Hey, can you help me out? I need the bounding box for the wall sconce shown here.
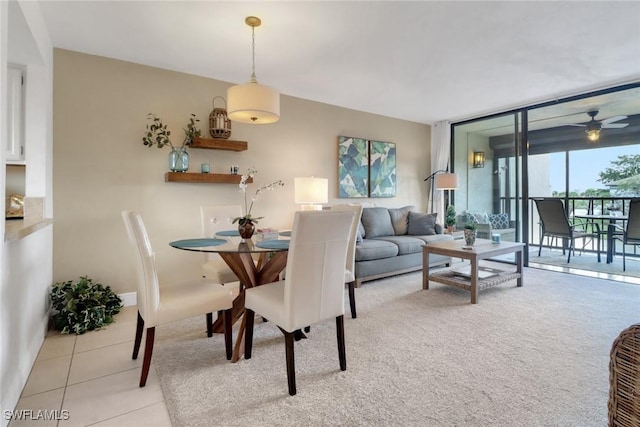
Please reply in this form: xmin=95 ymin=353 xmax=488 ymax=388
xmin=294 ymin=177 xmax=328 ymax=211
xmin=473 ymin=151 xmax=485 ymax=168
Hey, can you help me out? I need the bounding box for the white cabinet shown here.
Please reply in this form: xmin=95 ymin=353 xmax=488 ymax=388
xmin=6 ymin=65 xmax=25 ymax=163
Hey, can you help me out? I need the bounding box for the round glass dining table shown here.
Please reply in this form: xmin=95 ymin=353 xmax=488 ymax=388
xmin=169 ymin=235 xmax=290 ymax=362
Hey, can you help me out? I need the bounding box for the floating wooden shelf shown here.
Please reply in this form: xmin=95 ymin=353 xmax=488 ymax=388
xmin=165 ymin=172 xmax=253 ymax=184
xmin=190 ymin=137 xmax=247 ymax=151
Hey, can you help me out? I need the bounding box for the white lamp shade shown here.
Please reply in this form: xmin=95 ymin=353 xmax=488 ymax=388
xmin=294 ymin=177 xmax=328 ymax=204
xmin=435 ymin=173 xmax=458 ymax=190
xmin=227 ymin=82 xmax=280 ymax=124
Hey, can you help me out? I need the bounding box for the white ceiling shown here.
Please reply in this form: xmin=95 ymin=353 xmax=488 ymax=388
xmin=37 ymin=1 xmax=640 ymax=125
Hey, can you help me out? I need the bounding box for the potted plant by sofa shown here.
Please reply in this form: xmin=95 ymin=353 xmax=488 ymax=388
xmin=464 ymin=222 xmax=477 ymax=246
xmin=142 ymin=113 xmax=201 ymax=172
xmin=445 ymin=205 xmax=456 ymax=233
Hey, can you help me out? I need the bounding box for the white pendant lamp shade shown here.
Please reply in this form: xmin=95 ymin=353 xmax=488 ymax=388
xmin=227 ymin=16 xmax=280 ymax=125
xmin=227 ymin=79 xmax=280 ymax=124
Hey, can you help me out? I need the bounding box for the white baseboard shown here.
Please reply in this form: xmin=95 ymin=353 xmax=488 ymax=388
xmin=118 ymin=292 xmax=137 ymax=307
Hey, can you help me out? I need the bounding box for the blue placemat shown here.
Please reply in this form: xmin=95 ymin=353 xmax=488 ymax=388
xmin=216 ymin=230 xmax=240 ymax=237
xmin=170 ymin=238 xmax=227 ymax=248
xmin=256 ymin=240 xmax=290 ymax=250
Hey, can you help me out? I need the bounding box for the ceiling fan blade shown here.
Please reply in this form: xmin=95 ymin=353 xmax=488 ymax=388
xmin=564 ymin=124 xmax=586 ymax=127
xmin=601 ymin=115 xmax=628 ymax=125
xmin=602 ymin=123 xmax=629 ymax=129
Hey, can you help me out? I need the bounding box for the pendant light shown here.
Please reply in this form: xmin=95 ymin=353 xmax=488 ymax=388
xmin=227 ymin=16 xmax=280 ymax=124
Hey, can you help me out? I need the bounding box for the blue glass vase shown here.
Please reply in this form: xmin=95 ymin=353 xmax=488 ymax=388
xmin=169 ymin=147 xmax=189 ymax=172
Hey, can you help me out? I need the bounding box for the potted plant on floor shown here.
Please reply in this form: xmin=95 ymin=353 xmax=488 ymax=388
xmin=445 ymin=205 xmax=457 ymax=233
xmin=50 ymin=276 xmax=123 ymax=335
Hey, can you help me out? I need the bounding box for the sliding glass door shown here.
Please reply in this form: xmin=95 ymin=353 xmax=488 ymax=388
xmin=451 ymin=83 xmax=640 ymax=275
xmin=452 ymin=112 xmax=523 ymax=263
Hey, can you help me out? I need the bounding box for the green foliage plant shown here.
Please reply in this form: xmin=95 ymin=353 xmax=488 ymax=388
xmin=464 ymin=222 xmax=477 ymax=231
xmin=142 ymin=113 xmax=201 ymax=150
xmin=50 ymin=276 xmax=123 ymax=335
xmin=445 ymin=205 xmax=456 ymax=227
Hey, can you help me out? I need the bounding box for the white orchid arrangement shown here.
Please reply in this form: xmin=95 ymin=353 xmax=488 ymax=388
xmin=233 ymin=168 xmax=285 ymax=226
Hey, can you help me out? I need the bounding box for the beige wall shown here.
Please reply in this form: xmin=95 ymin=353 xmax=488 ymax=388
xmin=53 ymin=49 xmax=431 ymax=294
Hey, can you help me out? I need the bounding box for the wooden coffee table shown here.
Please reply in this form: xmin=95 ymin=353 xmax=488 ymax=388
xmin=422 ymin=238 xmax=524 ymax=304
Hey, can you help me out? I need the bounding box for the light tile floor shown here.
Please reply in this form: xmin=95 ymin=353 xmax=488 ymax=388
xmin=9 ymin=306 xmax=172 ymax=427
xmin=9 ymin=263 xmax=633 ymax=427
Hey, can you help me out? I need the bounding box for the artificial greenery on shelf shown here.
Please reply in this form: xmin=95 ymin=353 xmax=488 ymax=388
xmin=50 ymin=276 xmax=123 ymax=335
xmin=142 ymin=113 xmax=201 ymax=149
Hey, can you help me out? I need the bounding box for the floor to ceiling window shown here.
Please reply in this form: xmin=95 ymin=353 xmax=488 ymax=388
xmin=450 ymin=83 xmax=640 ymax=278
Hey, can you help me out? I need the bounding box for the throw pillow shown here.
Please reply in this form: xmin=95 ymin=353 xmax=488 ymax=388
xmin=489 ymin=213 xmax=510 ymax=229
xmin=388 ymin=205 xmax=416 ymax=235
xmin=361 ymin=207 xmax=395 ymax=238
xmin=463 ymin=211 xmax=479 ymax=225
xmin=407 ymin=211 xmax=438 ymax=235
xmin=465 ymin=211 xmax=489 ymax=224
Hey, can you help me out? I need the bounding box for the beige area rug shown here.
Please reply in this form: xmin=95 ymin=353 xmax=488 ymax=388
xmin=153 ymin=267 xmax=640 ymax=426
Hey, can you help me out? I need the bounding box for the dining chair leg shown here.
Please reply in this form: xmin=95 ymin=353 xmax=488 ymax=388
xmin=567 ymin=240 xmax=573 ymax=263
xmin=336 ymin=315 xmax=346 ymax=371
xmin=244 ymin=308 xmax=255 ymax=359
xmin=140 ymin=326 xmax=155 ymax=387
xmin=132 ymin=312 xmax=144 ymax=360
xmin=223 ymin=309 xmax=233 ymax=360
xmin=206 ymin=312 xmax=214 ymax=338
xmin=284 ymin=331 xmax=296 ymax=396
xmin=348 ymin=281 xmax=357 ymax=319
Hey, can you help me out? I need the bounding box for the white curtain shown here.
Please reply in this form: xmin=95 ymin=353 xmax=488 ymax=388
xmin=430 ymin=121 xmax=452 ymax=223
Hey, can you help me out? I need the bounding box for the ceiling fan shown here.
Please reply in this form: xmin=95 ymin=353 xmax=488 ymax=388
xmin=568 ymin=110 xmax=629 ymax=142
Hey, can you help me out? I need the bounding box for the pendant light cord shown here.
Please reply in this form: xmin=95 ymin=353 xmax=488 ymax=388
xmin=250 ymin=26 xmax=257 ymax=82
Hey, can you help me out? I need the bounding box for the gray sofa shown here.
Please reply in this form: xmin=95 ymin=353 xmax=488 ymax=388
xmin=354 ymin=206 xmax=453 ymax=286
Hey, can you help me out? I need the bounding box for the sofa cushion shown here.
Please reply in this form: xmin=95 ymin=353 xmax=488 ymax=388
xmin=388 ymin=205 xmax=416 ymax=235
xmin=407 ymin=212 xmax=437 ymax=235
xmin=414 ymin=234 xmax=454 ymax=245
xmin=489 ymin=213 xmax=510 ymax=229
xmin=373 ymin=236 xmax=425 ymax=255
xmin=361 ymin=207 xmax=395 ymax=238
xmin=355 ymin=239 xmax=399 ymax=261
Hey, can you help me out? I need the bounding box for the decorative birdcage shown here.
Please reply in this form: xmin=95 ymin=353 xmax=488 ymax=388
xmin=209 ymin=96 xmax=232 ymax=139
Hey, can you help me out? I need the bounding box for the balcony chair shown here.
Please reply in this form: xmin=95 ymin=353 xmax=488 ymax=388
xmin=535 ymin=199 xmax=600 ymax=263
xmin=121 ymin=210 xmax=233 ymax=387
xmin=613 ymin=198 xmax=640 ymax=271
xmin=331 ymin=204 xmax=364 ymax=319
xmin=244 ymin=210 xmax=354 ymax=396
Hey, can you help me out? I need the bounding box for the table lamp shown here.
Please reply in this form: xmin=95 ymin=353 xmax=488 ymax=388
xmin=294 ymin=177 xmax=328 ymax=211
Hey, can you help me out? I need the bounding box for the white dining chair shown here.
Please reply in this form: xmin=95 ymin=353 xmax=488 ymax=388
xmin=244 ymin=210 xmax=354 ymax=395
xmin=331 ymin=204 xmax=364 ymax=318
xmin=121 ymin=210 xmax=234 ymax=387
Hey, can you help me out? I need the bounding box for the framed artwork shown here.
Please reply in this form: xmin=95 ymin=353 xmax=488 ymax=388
xmin=338 ymin=136 xmax=369 ymax=198
xmin=338 ymin=136 xmax=396 ymax=198
xmin=369 ymin=140 xmax=396 ymax=198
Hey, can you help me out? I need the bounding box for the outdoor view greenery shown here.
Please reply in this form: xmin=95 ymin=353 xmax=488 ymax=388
xmin=551 ymin=154 xmax=640 ymax=203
